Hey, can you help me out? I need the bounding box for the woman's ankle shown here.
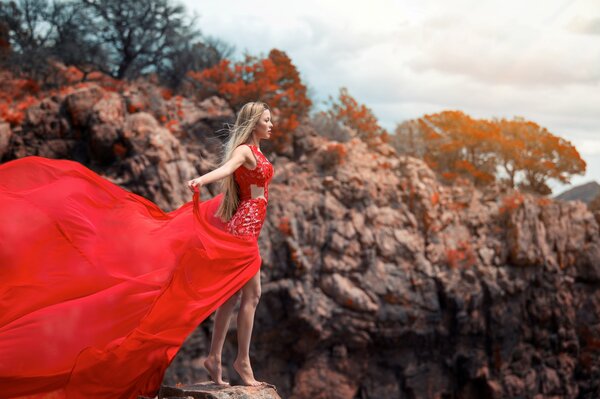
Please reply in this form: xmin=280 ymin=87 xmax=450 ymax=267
xmin=234 ymin=356 xmax=251 ymax=364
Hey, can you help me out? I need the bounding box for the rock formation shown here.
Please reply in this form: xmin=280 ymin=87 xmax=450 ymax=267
xmin=3 ymin=82 xmax=232 ymax=211
xmin=3 ymin=80 xmax=600 ymax=398
xmin=156 ymin=382 xmax=280 ymax=399
xmin=167 ymin=119 xmax=600 ymax=398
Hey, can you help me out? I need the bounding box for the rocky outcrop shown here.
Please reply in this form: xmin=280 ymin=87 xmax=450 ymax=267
xmin=3 ymin=80 xmax=600 ymax=398
xmin=3 ymin=83 xmax=233 ymax=210
xmin=157 ymin=382 xmax=280 ymax=399
xmin=166 ymin=127 xmax=600 ymax=398
xmin=281 ymin=129 xmax=600 ymax=398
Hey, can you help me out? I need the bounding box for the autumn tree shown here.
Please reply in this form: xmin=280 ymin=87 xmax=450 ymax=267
xmin=392 ymin=110 xmax=586 ymax=195
xmin=494 ymin=117 xmax=586 ymax=195
xmin=187 ymin=48 xmax=312 ymax=152
xmin=417 ymin=110 xmax=498 ymax=185
xmin=325 ymin=87 xmax=389 ymax=147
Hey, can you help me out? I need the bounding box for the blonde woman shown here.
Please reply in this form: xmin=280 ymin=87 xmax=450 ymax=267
xmin=188 ymin=101 xmax=274 ymax=386
xmin=0 ymin=101 xmax=274 ymax=397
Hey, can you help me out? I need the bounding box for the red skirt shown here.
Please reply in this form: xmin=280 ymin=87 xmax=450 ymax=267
xmin=0 ymin=156 xmax=262 ymax=399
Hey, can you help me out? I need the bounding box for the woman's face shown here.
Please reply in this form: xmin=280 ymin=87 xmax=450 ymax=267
xmin=254 ymin=109 xmax=273 ymax=140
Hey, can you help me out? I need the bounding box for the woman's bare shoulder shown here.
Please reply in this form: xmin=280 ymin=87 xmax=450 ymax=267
xmin=233 ymin=144 xmax=253 ymax=156
xmin=232 ymin=144 xmax=255 ymax=165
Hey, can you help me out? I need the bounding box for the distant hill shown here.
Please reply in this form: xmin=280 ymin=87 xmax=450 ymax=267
xmin=553 ymin=181 xmax=600 ymax=203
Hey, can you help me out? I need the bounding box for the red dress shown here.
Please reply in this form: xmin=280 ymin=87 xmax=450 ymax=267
xmin=0 ymin=143 xmax=274 ymax=398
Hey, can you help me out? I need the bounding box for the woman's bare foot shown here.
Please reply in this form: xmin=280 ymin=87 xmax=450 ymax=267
xmin=204 ymin=355 xmax=230 ymax=386
xmin=233 ymin=357 xmax=269 ymax=386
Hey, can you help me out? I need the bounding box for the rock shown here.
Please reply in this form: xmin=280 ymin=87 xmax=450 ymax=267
xmin=574 ymin=242 xmax=600 ymax=282
xmin=119 ymin=112 xmax=197 ymax=209
xmin=3 ymin=75 xmax=599 ymax=399
xmin=540 ymin=367 xmax=561 ymax=395
xmin=158 ymin=382 xmax=280 ymax=399
xmin=64 ymin=85 xmax=104 ymax=127
xmin=320 ymin=273 xmax=379 ymax=313
xmin=87 ymin=92 xmax=126 ymax=164
xmin=291 ymin=352 xmax=361 ymax=399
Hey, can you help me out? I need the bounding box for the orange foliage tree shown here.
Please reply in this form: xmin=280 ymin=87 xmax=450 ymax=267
xmin=325 ymin=87 xmax=390 ymax=147
xmin=418 ymin=110 xmax=498 ymax=186
xmin=186 ymin=49 xmax=312 ymax=152
xmin=404 ymin=110 xmax=585 ymax=195
xmin=0 ymin=76 xmax=40 ymax=125
xmin=494 ymin=117 xmax=586 ymax=195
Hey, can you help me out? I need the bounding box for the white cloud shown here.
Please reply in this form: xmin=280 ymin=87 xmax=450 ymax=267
xmin=567 ymin=15 xmax=600 ymax=35
xmin=406 ymin=20 xmax=600 ymax=87
xmin=183 ymin=0 xmax=600 ymax=194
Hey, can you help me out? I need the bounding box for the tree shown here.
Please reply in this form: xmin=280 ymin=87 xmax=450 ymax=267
xmin=325 ymin=87 xmax=389 ymax=147
xmin=0 ymin=4 xmax=12 ymax=53
xmin=394 ymin=111 xmax=586 ymax=195
xmin=187 ymin=48 xmax=312 ymax=152
xmin=495 ymin=117 xmax=586 ymax=195
xmin=0 ymin=0 xmax=58 ymax=80
xmin=78 ymin=0 xmax=199 ymax=80
xmin=158 ymin=36 xmax=233 ymax=90
xmin=0 ymin=17 xmax=10 ymax=68
xmin=418 ymin=110 xmax=498 ymax=185
xmin=0 ymin=0 xmax=227 ymax=87
xmin=392 ymin=119 xmax=427 ymax=158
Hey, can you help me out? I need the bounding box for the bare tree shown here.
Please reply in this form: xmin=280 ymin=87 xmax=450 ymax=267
xmin=78 ymin=0 xmax=200 ymax=79
xmin=160 ymin=35 xmax=234 ymax=89
xmin=47 ymin=1 xmax=107 ymax=79
xmin=0 ymin=0 xmax=233 ymax=87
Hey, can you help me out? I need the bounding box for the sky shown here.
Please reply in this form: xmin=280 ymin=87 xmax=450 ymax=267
xmin=182 ymin=0 xmax=600 ymax=196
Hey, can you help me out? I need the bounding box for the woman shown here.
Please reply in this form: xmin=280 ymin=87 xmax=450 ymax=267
xmin=187 ymin=101 xmax=273 ymax=386
xmin=0 ymin=101 xmax=274 ymax=398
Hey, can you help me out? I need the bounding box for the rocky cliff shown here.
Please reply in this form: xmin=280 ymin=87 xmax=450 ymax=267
xmin=2 ymin=82 xmax=600 ymax=399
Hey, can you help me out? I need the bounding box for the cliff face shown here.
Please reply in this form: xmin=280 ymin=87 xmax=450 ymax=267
xmin=1 ymin=82 xmax=232 ymax=211
xmin=232 ymin=127 xmax=600 ymax=398
xmin=3 ymin=83 xmax=600 ymax=399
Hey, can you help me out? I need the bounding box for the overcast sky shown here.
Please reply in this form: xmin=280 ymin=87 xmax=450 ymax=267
xmin=182 ymin=0 xmax=600 ymax=196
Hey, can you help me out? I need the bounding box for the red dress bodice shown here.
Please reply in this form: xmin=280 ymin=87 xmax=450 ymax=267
xmin=225 ymin=144 xmax=274 ymax=239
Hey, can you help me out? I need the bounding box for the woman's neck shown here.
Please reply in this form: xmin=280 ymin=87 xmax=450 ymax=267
xmin=246 ymin=139 xmax=260 ymax=148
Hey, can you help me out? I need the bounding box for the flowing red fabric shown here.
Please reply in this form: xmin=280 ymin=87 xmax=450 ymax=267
xmin=0 ymin=156 xmax=262 ymax=399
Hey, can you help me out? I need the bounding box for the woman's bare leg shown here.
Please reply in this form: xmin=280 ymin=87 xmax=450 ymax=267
xmin=204 ymin=290 xmax=241 ymax=385
xmin=233 ymin=270 xmax=266 ymax=386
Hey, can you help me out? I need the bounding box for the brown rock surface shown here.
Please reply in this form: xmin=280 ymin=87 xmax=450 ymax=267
xmin=169 ymin=126 xmax=598 ymax=398
xmin=157 ymin=382 xmax=280 ymax=399
xmin=3 ymin=83 xmax=220 ymax=211
xmin=3 ymin=80 xmax=600 ymax=398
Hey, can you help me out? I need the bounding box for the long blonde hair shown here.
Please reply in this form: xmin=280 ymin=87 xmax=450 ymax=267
xmin=215 ymin=101 xmax=270 ymax=222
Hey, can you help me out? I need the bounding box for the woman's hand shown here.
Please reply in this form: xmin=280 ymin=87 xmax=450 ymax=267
xmin=187 ymin=177 xmax=204 ymax=192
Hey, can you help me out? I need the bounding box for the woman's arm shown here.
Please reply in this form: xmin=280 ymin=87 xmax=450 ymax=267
xmin=187 ymin=146 xmax=251 ymax=191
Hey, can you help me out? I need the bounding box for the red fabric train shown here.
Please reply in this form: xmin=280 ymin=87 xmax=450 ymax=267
xmin=0 ymin=155 xmax=267 ymax=398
